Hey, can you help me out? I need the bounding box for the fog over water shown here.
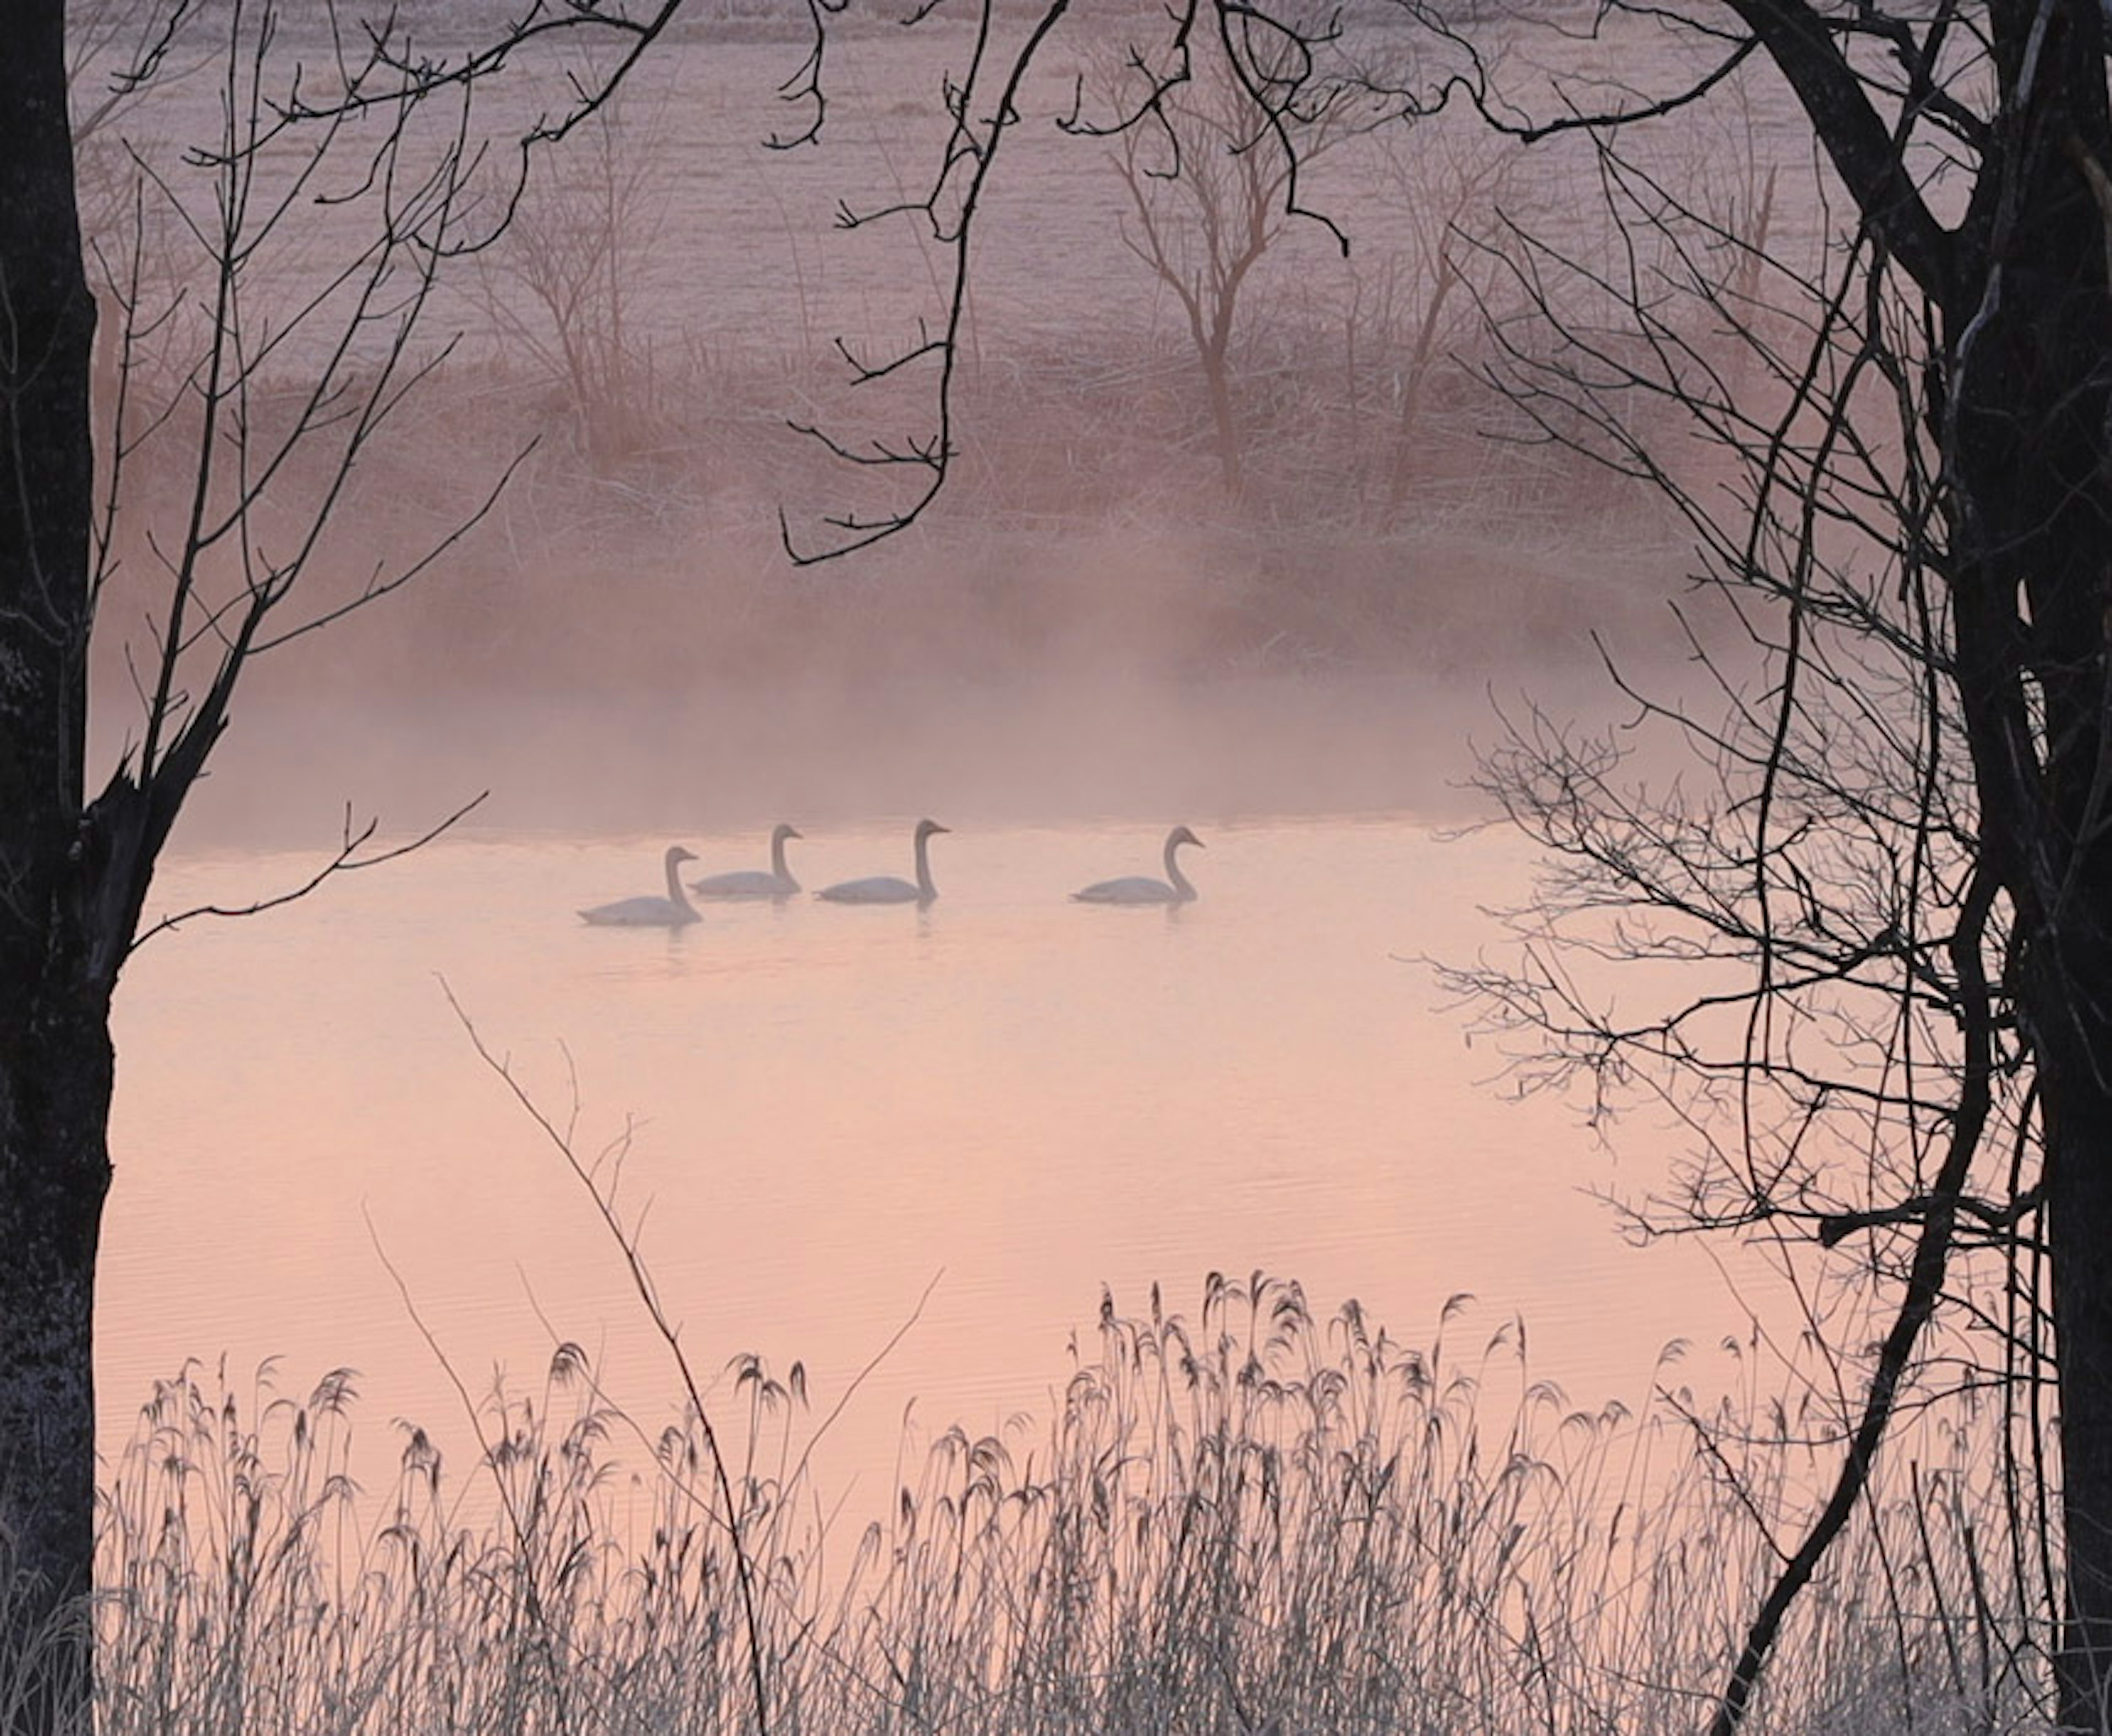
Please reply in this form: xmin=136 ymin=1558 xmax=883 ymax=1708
xmin=83 ymin=5 xmax=1816 ymax=1509
xmin=109 ymin=812 xmax=1765 ymax=1511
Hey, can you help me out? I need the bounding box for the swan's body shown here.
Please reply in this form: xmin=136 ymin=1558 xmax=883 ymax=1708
xmin=1074 ymin=825 xmax=1204 ymax=905
xmin=817 ymin=819 xmax=949 ymax=906
xmin=580 ymin=845 xmax=701 ymax=927
xmin=690 ymin=824 xmax=802 ymax=900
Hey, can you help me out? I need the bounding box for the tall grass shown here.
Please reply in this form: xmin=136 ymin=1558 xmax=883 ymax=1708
xmin=63 ymin=1276 xmax=2047 ymax=1734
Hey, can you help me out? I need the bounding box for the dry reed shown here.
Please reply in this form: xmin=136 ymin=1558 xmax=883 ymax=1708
xmin=44 ymin=1275 xmax=2048 ymax=1734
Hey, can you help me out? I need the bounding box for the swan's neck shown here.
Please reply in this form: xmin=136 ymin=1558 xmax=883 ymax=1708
xmin=664 ymin=851 xmax=694 ymax=912
xmin=770 ymin=832 xmax=790 ymax=880
xmin=1164 ymin=838 xmax=1196 ymax=900
xmin=914 ymin=832 xmax=937 ymax=900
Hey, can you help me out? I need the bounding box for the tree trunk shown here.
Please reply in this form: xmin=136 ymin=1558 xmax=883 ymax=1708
xmin=2046 ymin=1078 xmax=2112 ymax=1729
xmin=1936 ymin=18 xmax=2112 ymax=1724
xmin=1202 ymin=334 xmax=1242 ymax=501
xmin=0 ymin=1022 xmax=111 ymax=1734
xmin=0 ymin=1 xmax=106 ymax=1728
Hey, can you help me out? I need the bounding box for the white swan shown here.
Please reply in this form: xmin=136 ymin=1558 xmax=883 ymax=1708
xmin=816 ymin=819 xmax=949 ymax=905
xmin=690 ymin=824 xmax=802 ymax=900
xmin=579 ymin=845 xmax=701 ymax=926
xmin=1073 ymin=825 xmax=1204 ymax=905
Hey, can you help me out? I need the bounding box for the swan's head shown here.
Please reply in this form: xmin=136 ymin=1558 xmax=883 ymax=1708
xmin=1168 ymin=825 xmax=1203 ymax=851
xmin=772 ymin=823 xmax=803 ymax=844
xmin=667 ymin=844 xmax=699 ymax=865
xmin=915 ymin=818 xmax=950 ymax=841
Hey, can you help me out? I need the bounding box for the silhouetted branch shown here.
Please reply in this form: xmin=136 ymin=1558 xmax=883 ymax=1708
xmin=444 ymin=984 xmax=774 ymax=1735
xmin=129 ymin=793 xmax=488 ymax=952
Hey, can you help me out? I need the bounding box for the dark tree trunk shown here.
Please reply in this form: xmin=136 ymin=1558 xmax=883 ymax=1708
xmin=0 ymin=1 xmax=107 ymax=1729
xmin=2045 ymin=1077 xmax=2112 ymax=1731
xmin=0 ymin=1029 xmax=110 ymax=1734
xmin=1729 ymin=3 xmax=2112 ymax=1724
xmin=1935 ymin=11 xmax=2112 ymax=1726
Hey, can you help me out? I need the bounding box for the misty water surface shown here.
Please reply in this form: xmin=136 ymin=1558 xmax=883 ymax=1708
xmin=104 ymin=812 xmax=1757 ymax=1504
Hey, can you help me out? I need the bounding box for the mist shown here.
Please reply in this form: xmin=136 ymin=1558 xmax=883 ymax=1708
xmin=58 ymin=1 xmax=1936 ymax=1727
xmin=76 ymin=2 xmax=1738 ymax=852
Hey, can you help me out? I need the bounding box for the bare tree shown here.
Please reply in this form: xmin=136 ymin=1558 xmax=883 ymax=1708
xmin=1 ymin=4 xmax=511 ymax=1718
xmin=476 ymin=67 xmax=675 ymax=471
xmin=1362 ymin=122 xmax=1517 ymax=520
xmin=781 ymin=0 xmax=2112 ymax=1722
xmin=0 ymin=0 xmax=774 ymax=1723
xmin=1104 ymin=47 xmax=1356 ymax=500
xmin=1390 ymin=7 xmax=2112 ymax=1730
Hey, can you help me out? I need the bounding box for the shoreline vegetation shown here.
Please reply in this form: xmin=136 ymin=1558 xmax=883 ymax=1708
xmin=92 ymin=319 xmax=1700 ymax=848
xmin=66 ymin=1276 xmax=2037 ymax=1734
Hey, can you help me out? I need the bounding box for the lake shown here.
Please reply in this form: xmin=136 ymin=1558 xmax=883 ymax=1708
xmin=103 ymin=805 xmax=1758 ymax=1510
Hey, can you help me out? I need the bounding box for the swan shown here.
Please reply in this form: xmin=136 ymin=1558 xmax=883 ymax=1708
xmin=579 ymin=845 xmax=701 ymax=926
xmin=816 ymin=819 xmax=949 ymax=905
xmin=1073 ymin=825 xmax=1204 ymax=905
xmin=690 ymin=824 xmax=803 ymax=900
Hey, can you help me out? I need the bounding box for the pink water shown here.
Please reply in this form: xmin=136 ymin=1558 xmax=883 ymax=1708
xmin=103 ymin=809 xmax=1757 ymax=1508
